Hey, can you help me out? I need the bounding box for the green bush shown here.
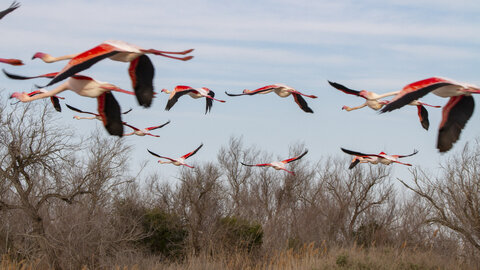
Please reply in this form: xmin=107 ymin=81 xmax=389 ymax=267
xmin=141 ymin=208 xmax=187 ymax=258
xmin=218 ymin=216 xmax=263 ymax=253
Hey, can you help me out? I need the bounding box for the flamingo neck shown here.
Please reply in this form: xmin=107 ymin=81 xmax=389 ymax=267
xmin=34 ymin=52 xmax=78 ymax=63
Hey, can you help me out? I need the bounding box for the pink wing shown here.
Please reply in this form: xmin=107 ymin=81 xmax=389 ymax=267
xmin=225 ymin=84 xmax=278 ymax=96
xmin=181 ymin=143 xmax=204 ymax=159
xmin=281 ymin=150 xmax=309 ymax=164
xmin=381 ymin=77 xmax=455 ymax=113
xmin=122 ymin=122 xmax=140 ymax=131
xmin=0 ymin=58 xmax=23 ymax=66
xmin=240 ymin=162 xmax=272 ymax=167
xmin=145 ymin=120 xmax=171 ymax=131
xmin=46 ymin=43 xmax=121 ymax=87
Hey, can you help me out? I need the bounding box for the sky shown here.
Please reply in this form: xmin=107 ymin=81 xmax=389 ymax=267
xmin=1 ymin=0 xmax=480 ymax=185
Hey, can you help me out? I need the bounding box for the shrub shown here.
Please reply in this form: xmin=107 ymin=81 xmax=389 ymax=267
xmin=218 ymin=216 xmax=263 ymax=253
xmin=141 ymin=208 xmax=187 ymax=258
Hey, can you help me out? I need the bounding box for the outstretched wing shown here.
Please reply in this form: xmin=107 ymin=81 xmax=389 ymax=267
xmin=341 ymin=147 xmax=379 ymax=158
xmin=437 ymin=95 xmax=474 ymax=153
xmin=182 ymin=143 xmax=204 ymax=159
xmin=3 ymin=69 xmax=58 ymax=80
xmin=147 ymin=150 xmax=176 ymax=162
xmin=45 ymin=43 xmax=120 ymax=87
xmin=328 ymin=81 xmax=362 ymax=96
xmin=66 ymin=104 xmax=98 ymax=116
xmin=146 ymin=120 xmax=171 ymax=131
xmin=225 ymin=85 xmax=277 ymax=96
xmin=282 ymin=150 xmax=309 ymax=164
xmin=240 ymin=162 xmax=271 ymax=167
xmin=165 ymin=86 xmax=195 ymax=111
xmin=122 ymin=122 xmax=140 ymax=131
xmin=349 ymin=159 xmax=361 ymax=169
xmin=381 ymin=77 xmax=454 ymax=113
xmin=396 ymin=149 xmax=419 ymax=158
xmin=292 ymin=93 xmax=313 ymax=113
xmin=0 ymin=1 xmax=20 ymax=20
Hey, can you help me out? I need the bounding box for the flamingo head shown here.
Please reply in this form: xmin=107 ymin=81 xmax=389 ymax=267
xmin=73 ymin=116 xmax=81 ymax=120
xmin=242 ymin=89 xmax=251 ymax=94
xmin=9 ymin=92 xmax=22 ymax=99
xmin=161 ymin=88 xmax=170 ymax=94
xmin=32 ymin=52 xmax=48 ymax=60
xmin=342 ymin=105 xmax=349 ymax=110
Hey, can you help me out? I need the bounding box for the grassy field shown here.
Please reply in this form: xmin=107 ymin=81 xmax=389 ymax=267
xmin=2 ymin=244 xmax=475 ymax=270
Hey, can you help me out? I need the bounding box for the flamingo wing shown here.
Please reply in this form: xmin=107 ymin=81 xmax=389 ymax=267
xmin=128 ymin=54 xmax=154 ymax=108
xmin=147 ymin=150 xmax=176 ymax=162
xmin=417 ymin=105 xmax=430 ymax=130
xmin=395 ymin=149 xmax=419 ymax=158
xmin=66 ymin=104 xmax=99 ymax=116
xmin=3 ymin=69 xmax=58 ymax=80
xmin=240 ymin=162 xmax=271 ymax=167
xmin=206 ymin=91 xmax=214 ymax=114
xmin=0 ymin=1 xmax=19 ymax=20
xmin=225 ymin=85 xmax=276 ymax=96
xmin=50 ymin=96 xmax=61 ymax=112
xmin=282 ymin=150 xmax=309 ymax=164
xmin=146 ymin=120 xmax=171 ymax=131
xmin=328 ymin=81 xmax=362 ymax=96
xmin=349 ymin=159 xmax=361 ymax=169
xmin=341 ymin=148 xmax=381 ymax=158
xmin=292 ymin=93 xmax=314 ymax=113
xmin=181 ymin=143 xmax=204 ymax=159
xmin=122 ymin=108 xmax=133 ymax=114
xmin=46 ymin=43 xmax=120 ymax=87
xmin=165 ymin=86 xmax=195 ymax=111
xmin=381 ymin=77 xmax=454 ymax=113
xmin=437 ymin=95 xmax=474 ymax=152
xmin=122 ymin=122 xmax=140 ymax=131
xmin=97 ymin=92 xmax=123 ymax=137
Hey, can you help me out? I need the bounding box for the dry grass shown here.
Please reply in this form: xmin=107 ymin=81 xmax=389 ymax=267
xmin=1 ymin=244 xmax=476 ymax=270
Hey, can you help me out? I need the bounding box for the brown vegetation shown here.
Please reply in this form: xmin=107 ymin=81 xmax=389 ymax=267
xmin=0 ymin=101 xmax=479 ymax=269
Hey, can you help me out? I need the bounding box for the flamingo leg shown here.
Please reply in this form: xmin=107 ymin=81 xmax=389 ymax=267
xmin=204 ymin=94 xmax=226 ymax=103
xmin=100 ymin=85 xmax=136 ymax=96
xmin=182 ymin=164 xmax=194 ymax=168
xmin=289 ymin=90 xmax=317 ymax=99
xmin=141 ymin=48 xmax=194 ymax=55
xmin=280 ymin=168 xmax=295 ymax=175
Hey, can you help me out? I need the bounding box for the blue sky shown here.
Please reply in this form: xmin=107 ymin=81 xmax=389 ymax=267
xmin=1 ymin=0 xmax=480 ymax=183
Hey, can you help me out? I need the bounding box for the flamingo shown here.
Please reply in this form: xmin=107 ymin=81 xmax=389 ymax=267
xmin=225 ymin=84 xmax=317 ymax=113
xmin=380 ymin=77 xmax=480 ymax=152
xmin=123 ymin=121 xmax=170 ymax=137
xmin=161 ymin=86 xmax=225 ymax=114
xmin=240 ymin=150 xmax=308 ymax=175
xmin=66 ymin=104 xmax=131 ymax=121
xmin=341 ymin=148 xmax=418 ymax=169
xmin=6 ymin=71 xmax=135 ymax=137
xmin=31 ymin=40 xmax=194 ymax=108
xmin=0 ymin=58 xmax=23 ymax=66
xmin=0 ymin=1 xmax=19 ymax=20
xmin=147 ymin=143 xmax=203 ymax=168
xmin=328 ymin=80 xmax=441 ymax=130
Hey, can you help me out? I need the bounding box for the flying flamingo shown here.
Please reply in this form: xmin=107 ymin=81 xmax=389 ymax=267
xmin=6 ymin=71 xmax=135 ymax=137
xmin=328 ymin=80 xmax=441 ymax=130
xmin=66 ymin=104 xmax=131 ymax=121
xmin=31 ymin=40 xmax=194 ymax=107
xmin=148 ymin=143 xmax=203 ymax=168
xmin=225 ymin=84 xmax=317 ymax=113
xmin=123 ymin=121 xmax=170 ymax=137
xmin=380 ymin=77 xmax=480 ymax=152
xmin=341 ymin=148 xmax=418 ymax=169
xmin=161 ymin=86 xmax=225 ymax=114
xmin=0 ymin=1 xmax=19 ymax=20
xmin=240 ymin=150 xmax=308 ymax=175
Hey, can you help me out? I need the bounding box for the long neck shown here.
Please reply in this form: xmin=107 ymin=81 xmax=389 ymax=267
xmin=26 ymin=83 xmax=70 ymax=102
xmin=41 ymin=53 xmax=79 ymax=63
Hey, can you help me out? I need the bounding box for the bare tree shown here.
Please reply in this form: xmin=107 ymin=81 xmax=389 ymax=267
xmin=0 ymin=101 xmax=142 ymax=269
xmin=399 ymin=140 xmax=480 ymax=255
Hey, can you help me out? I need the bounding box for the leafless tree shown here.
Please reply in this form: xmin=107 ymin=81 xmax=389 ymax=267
xmin=0 ymin=101 xmax=143 ymax=269
xmin=399 ymin=140 xmax=480 ymax=257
